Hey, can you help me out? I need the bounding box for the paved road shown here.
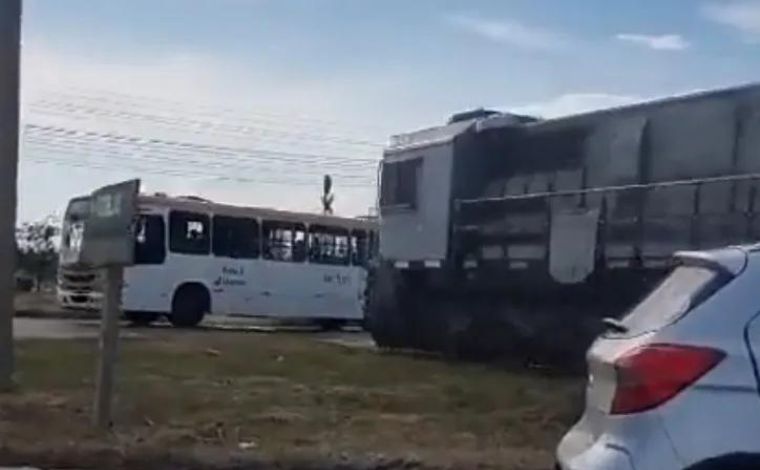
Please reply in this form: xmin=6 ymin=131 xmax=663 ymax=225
xmin=12 ymin=317 xmax=375 ymax=349
xmin=13 ymin=317 xmax=142 ymax=340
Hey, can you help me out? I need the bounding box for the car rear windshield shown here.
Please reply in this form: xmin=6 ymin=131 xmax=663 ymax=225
xmin=612 ymin=265 xmax=732 ymax=337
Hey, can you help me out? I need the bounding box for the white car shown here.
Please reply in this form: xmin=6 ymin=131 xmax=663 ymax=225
xmin=557 ymin=245 xmax=760 ymax=470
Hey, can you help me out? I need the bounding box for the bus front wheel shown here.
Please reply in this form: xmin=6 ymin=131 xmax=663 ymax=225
xmin=170 ymin=284 xmax=209 ymax=328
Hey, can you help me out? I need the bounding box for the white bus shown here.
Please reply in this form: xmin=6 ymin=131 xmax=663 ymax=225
xmin=58 ymin=193 xmax=378 ymax=329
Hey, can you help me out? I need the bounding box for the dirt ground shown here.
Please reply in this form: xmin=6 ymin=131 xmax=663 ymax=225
xmin=0 ymin=329 xmax=583 ymax=470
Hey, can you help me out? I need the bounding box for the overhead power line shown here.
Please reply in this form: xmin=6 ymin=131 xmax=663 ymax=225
xmin=23 ymin=133 xmax=376 ymax=176
xmin=35 ymin=88 xmax=394 ymax=133
xmin=30 ymin=101 xmax=385 ymax=150
xmin=24 ymin=123 xmax=379 ymax=167
xmin=24 ymin=135 xmax=376 ymax=181
xmin=30 ymin=89 xmax=391 ymax=145
xmin=24 ymin=144 xmax=377 ymax=188
xmin=22 ymin=124 xmax=377 ymax=179
xmin=23 ymin=130 xmax=377 ymax=175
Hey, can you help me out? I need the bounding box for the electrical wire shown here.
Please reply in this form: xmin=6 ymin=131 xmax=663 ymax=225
xmin=30 ymin=89 xmax=390 ymax=148
xmin=23 ymin=144 xmax=377 ymax=188
xmin=24 ymin=124 xmax=379 ymax=167
xmin=30 ymin=101 xmax=385 ymax=151
xmin=23 ymin=136 xmax=377 ymax=182
xmin=23 ymin=134 xmax=377 ymax=176
xmin=35 ymin=88 xmax=393 ymax=134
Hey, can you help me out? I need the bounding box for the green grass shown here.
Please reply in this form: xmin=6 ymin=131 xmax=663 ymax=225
xmin=1 ymin=331 xmax=583 ymax=469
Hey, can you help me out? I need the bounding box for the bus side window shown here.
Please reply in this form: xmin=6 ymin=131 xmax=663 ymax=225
xmin=213 ymin=216 xmax=260 ymax=259
xmin=169 ymin=211 xmax=210 ymax=255
xmin=351 ymin=230 xmax=368 ymax=267
xmin=263 ymin=221 xmax=306 ymax=263
xmin=309 ymin=225 xmax=350 ymax=266
xmin=134 ymin=214 xmax=166 ymax=265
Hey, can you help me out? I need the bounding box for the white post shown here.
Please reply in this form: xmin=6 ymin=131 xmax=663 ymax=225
xmin=93 ymin=265 xmax=123 ymax=428
xmin=0 ymin=0 xmax=22 ymax=391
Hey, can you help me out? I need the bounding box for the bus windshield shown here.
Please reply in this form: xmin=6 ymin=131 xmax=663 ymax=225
xmin=59 ymin=197 xmax=90 ymax=266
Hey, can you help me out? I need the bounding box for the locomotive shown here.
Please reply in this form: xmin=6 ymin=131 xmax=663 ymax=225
xmin=367 ymin=84 xmax=760 ymax=362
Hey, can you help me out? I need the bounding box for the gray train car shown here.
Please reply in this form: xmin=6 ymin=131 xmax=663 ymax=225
xmin=367 ymin=84 xmax=760 ymax=363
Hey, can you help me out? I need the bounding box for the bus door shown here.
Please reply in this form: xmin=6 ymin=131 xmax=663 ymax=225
xmin=164 ymin=210 xmax=224 ymax=314
xmin=123 ymin=212 xmax=170 ymax=313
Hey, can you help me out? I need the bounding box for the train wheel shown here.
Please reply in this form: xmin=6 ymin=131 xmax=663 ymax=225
xmin=366 ymin=263 xmax=410 ymax=348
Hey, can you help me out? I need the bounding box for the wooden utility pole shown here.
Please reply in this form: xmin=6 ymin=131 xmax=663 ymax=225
xmin=0 ymin=0 xmax=23 ymax=390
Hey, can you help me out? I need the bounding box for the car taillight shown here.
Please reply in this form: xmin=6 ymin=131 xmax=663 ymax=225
xmin=610 ymin=343 xmax=725 ymax=415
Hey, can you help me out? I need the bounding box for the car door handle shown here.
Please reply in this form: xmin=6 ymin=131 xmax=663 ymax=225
xmin=261 ymin=291 xmax=271 ymax=297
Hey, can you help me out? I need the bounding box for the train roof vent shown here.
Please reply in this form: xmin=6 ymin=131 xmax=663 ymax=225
xmin=474 ymin=112 xmax=542 ymax=132
xmin=448 ymin=108 xmax=501 ymax=124
xmin=178 ymin=195 xmax=213 ymax=203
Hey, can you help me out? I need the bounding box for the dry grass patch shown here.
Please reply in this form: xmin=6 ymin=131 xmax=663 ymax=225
xmin=0 ymin=330 xmax=583 ymax=469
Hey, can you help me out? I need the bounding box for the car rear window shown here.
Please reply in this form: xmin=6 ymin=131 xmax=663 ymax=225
xmin=612 ymin=265 xmax=732 ymax=337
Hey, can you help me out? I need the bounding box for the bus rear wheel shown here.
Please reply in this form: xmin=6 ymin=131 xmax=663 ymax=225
xmin=170 ymin=284 xmax=209 ymax=328
xmin=125 ymin=311 xmax=159 ymax=326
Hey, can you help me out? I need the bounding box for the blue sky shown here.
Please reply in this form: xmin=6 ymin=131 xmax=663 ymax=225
xmin=18 ymin=0 xmax=760 ymax=221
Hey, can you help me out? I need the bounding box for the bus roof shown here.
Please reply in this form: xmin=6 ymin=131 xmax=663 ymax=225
xmin=137 ymin=194 xmax=378 ymax=231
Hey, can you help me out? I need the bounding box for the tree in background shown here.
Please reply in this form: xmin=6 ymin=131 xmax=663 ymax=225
xmin=16 ymin=215 xmax=60 ymax=291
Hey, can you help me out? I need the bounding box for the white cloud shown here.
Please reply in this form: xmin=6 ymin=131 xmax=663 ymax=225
xmin=507 ymin=93 xmax=643 ymax=119
xmin=702 ymin=1 xmax=760 ymax=41
xmin=22 ymin=47 xmax=389 ymax=132
xmin=18 ymin=45 xmax=400 ymax=221
xmin=444 ymin=13 xmax=571 ymax=51
xmin=616 ymin=33 xmax=690 ymax=51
